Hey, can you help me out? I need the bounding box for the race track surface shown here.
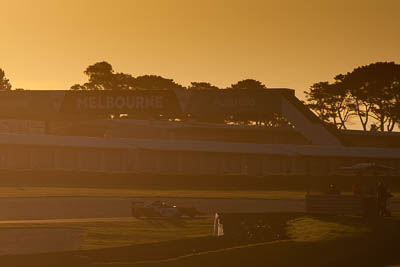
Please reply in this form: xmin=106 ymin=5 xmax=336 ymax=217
xmin=0 ymin=197 xmax=305 ymax=221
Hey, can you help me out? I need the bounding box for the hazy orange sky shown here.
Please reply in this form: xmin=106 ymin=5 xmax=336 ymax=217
xmin=0 ymin=0 xmax=399 ymax=99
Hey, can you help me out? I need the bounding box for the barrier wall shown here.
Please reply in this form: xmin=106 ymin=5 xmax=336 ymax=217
xmin=0 ymin=145 xmax=129 ymax=173
xmin=0 ymin=143 xmax=399 ymax=176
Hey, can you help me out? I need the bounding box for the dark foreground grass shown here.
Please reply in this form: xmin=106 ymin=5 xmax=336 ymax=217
xmin=0 ymin=218 xmax=214 ymax=250
xmin=80 ymin=219 xmax=213 ymax=250
xmin=126 ymin=237 xmax=397 ymax=267
xmin=2 ymin=215 xmax=400 ymax=267
xmin=118 ymin=217 xmax=400 ymax=267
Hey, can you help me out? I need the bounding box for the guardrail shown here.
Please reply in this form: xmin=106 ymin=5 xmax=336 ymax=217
xmin=306 ymin=194 xmax=364 ymax=215
xmin=306 ymin=194 xmax=400 ymax=217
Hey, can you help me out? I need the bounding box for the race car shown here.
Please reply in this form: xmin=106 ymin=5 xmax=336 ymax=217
xmin=131 ymin=200 xmax=200 ymax=218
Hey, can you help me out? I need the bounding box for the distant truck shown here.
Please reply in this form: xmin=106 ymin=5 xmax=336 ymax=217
xmin=132 ymin=200 xmax=200 ymax=218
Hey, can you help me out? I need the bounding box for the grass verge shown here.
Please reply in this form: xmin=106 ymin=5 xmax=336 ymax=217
xmin=0 ymin=218 xmax=214 ymax=250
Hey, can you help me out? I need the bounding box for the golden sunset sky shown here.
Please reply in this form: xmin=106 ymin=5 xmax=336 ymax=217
xmin=0 ymin=0 xmax=399 ymax=99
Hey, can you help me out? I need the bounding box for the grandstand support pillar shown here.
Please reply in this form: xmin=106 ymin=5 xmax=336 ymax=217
xmin=217 ymin=155 xmax=222 ymax=176
xmin=287 ymin=155 xmax=295 ymax=175
xmin=220 ymin=155 xmax=227 ymax=175
xmin=177 ymin=152 xmax=183 ymax=173
xmin=241 ymin=154 xmax=247 ymax=176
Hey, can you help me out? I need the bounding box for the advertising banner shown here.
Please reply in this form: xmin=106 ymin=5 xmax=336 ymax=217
xmin=185 ymin=89 xmax=284 ymax=118
xmin=0 ymin=90 xmax=182 ymax=119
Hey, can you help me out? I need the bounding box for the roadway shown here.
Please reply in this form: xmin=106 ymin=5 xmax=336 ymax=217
xmin=0 ymin=197 xmax=305 ymax=221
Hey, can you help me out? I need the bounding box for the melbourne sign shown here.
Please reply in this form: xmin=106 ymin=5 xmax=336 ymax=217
xmin=75 ymin=95 xmax=164 ymax=111
xmin=61 ymin=90 xmax=182 ymax=115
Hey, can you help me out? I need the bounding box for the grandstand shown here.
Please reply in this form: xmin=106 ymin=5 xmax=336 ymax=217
xmin=0 ymin=88 xmax=398 ymax=176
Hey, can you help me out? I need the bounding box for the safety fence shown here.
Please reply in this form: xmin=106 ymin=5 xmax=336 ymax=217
xmin=306 ymin=194 xmax=400 ymax=217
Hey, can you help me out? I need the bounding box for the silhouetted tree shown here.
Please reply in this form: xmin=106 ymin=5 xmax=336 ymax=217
xmin=188 ymin=82 xmax=219 ymax=90
xmin=72 ymin=62 xmax=187 ymax=91
xmin=112 ymin=72 xmax=136 ymax=90
xmin=304 ymin=82 xmax=334 ymax=124
xmin=133 ymin=75 xmax=185 ymax=90
xmin=70 ymin=83 xmax=88 ymax=90
xmin=83 ymin=61 xmax=116 ymax=90
xmin=305 ymin=76 xmax=354 ymax=129
xmin=229 ymin=79 xmax=266 ymax=90
xmin=70 ymin=61 xmax=136 ymax=90
xmin=343 ymin=62 xmax=400 ymax=131
xmin=305 ymin=61 xmax=400 ymax=131
xmin=0 ymin=68 xmax=12 ymax=91
xmin=330 ymin=74 xmax=356 ymax=129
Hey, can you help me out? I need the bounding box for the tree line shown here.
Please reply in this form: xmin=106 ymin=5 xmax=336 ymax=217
xmin=70 ymin=61 xmax=267 ymax=91
xmin=1 ymin=61 xmax=399 ymax=131
xmin=0 ymin=61 xmax=268 ymax=92
xmin=0 ymin=68 xmax=12 ymax=91
xmin=305 ymin=62 xmax=400 ymax=132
